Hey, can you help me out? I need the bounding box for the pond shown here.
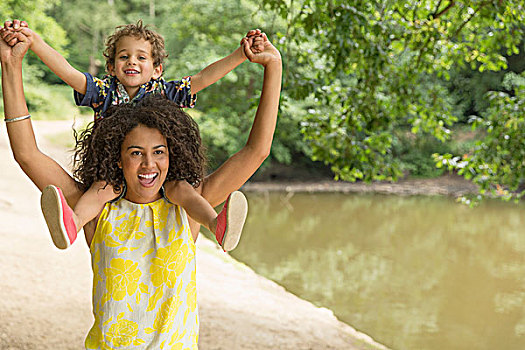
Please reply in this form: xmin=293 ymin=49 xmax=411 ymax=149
xmin=226 ymin=192 xmax=525 ymax=350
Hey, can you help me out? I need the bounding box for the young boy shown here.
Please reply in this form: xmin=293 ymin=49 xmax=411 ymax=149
xmin=1 ymin=19 xmax=264 ymax=252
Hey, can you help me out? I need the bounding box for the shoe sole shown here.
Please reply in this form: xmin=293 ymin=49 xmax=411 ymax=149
xmin=41 ymin=185 xmax=70 ymax=250
xmin=222 ymin=191 xmax=248 ymax=251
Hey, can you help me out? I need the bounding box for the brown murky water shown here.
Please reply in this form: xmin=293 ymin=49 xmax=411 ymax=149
xmin=227 ymin=192 xmax=525 ymax=350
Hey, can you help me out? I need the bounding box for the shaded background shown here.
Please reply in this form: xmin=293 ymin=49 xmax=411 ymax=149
xmin=0 ymin=0 xmax=524 ymax=192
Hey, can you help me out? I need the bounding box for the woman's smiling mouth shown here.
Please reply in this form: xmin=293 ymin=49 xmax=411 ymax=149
xmin=138 ymin=172 xmax=158 ymax=187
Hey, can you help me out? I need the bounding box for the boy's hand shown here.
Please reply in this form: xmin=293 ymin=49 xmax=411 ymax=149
xmin=250 ymin=35 xmax=265 ymax=54
xmin=245 ymin=29 xmax=265 ymax=53
xmin=242 ymin=33 xmax=281 ymax=67
xmin=4 ymin=19 xmax=28 ymax=30
xmin=2 ymin=20 xmax=30 ymax=46
xmin=240 ymin=29 xmax=265 ymax=58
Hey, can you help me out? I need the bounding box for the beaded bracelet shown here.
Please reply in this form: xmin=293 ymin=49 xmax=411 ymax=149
xmin=4 ymin=114 xmax=31 ymax=123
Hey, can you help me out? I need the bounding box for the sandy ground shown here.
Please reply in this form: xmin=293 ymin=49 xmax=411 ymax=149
xmin=0 ymin=121 xmax=387 ymax=350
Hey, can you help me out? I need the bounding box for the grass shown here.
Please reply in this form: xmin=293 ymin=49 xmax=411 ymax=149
xmin=44 ymin=116 xmax=93 ymax=149
xmin=23 ymin=84 xmax=91 ymax=121
xmin=46 ymin=129 xmax=77 ymax=149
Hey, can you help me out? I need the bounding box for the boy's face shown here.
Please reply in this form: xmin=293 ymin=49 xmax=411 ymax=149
xmin=109 ymin=35 xmax=162 ymax=96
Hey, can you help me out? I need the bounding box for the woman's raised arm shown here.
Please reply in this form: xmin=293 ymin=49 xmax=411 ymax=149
xmin=0 ymin=30 xmax=82 ymax=206
xmin=199 ymin=35 xmax=282 ymax=207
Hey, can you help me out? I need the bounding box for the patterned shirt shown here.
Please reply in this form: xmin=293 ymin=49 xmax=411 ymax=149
xmin=86 ymin=197 xmax=198 ymax=349
xmin=75 ymin=73 xmax=197 ymax=121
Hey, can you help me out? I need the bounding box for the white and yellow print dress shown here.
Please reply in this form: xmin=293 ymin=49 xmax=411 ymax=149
xmin=86 ymin=197 xmax=198 ymax=349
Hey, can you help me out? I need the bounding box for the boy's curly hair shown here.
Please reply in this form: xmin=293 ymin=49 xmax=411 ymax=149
xmin=73 ymin=96 xmax=206 ymax=193
xmin=103 ymin=20 xmax=167 ymax=73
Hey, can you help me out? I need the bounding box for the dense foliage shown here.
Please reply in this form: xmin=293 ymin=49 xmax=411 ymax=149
xmin=1 ymin=0 xmax=524 ymax=198
xmin=263 ymin=0 xmax=524 ymax=182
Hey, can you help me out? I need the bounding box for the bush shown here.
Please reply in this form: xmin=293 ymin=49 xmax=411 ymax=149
xmin=24 ymin=84 xmax=88 ymax=120
xmin=393 ymin=126 xmax=478 ymax=178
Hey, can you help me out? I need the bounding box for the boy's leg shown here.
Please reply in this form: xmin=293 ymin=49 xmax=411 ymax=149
xmin=164 ymin=180 xmax=248 ymax=251
xmin=40 ymin=181 xmax=118 ymax=249
xmin=74 ymin=181 xmax=119 ymax=228
xmin=164 ymin=180 xmax=218 ymax=231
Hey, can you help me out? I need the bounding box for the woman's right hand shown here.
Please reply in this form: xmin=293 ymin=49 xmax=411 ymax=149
xmin=0 ymin=27 xmax=31 ymax=63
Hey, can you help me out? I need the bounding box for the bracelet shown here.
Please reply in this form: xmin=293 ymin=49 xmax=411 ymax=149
xmin=4 ymin=114 xmax=31 ymax=123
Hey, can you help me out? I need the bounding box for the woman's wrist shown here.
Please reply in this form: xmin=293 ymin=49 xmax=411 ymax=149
xmin=0 ymin=58 xmax=23 ymax=69
xmin=262 ymin=59 xmax=282 ymax=69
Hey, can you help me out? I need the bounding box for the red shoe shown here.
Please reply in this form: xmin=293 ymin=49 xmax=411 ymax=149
xmin=40 ymin=185 xmax=77 ymax=249
xmin=215 ymin=191 xmax=248 ymax=251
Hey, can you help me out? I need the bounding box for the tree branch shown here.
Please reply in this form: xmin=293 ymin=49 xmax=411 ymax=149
xmin=433 ymin=0 xmax=444 ymax=17
xmin=453 ymin=1 xmax=490 ymax=38
xmin=412 ymin=0 xmax=422 ymax=22
xmin=416 ymin=35 xmax=432 ymax=68
xmin=78 ymin=22 xmax=92 ymax=35
xmin=433 ymin=0 xmax=455 ymax=19
xmin=394 ymin=8 xmax=409 ymax=23
xmin=284 ymin=0 xmax=294 ymax=87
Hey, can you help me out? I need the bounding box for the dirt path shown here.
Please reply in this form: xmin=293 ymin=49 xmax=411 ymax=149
xmin=0 ymin=121 xmax=387 ymax=350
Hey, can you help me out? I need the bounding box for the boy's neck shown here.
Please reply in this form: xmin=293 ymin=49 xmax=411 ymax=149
xmin=125 ymin=86 xmax=140 ymax=100
xmin=114 ymin=77 xmax=140 ymax=100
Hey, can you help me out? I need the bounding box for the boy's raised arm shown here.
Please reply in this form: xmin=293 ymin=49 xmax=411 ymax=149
xmin=190 ymin=29 xmax=264 ymax=95
xmin=2 ymin=20 xmax=87 ymax=95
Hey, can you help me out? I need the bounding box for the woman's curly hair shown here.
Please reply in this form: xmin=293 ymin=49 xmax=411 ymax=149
xmin=103 ymin=20 xmax=167 ymax=73
xmin=73 ymin=96 xmax=206 ymax=193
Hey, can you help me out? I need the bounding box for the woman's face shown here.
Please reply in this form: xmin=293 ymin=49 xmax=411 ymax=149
xmin=119 ymin=124 xmax=169 ymax=204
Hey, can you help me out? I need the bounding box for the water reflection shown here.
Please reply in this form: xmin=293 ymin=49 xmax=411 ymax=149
xmin=228 ymin=192 xmax=525 ymax=350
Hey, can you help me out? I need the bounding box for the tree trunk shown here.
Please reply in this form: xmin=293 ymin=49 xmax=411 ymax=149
xmin=88 ymin=29 xmax=100 ymax=76
xmin=150 ymin=0 xmax=155 ymax=19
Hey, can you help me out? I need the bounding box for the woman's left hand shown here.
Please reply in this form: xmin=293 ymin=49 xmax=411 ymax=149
xmin=241 ymin=33 xmax=281 ymax=67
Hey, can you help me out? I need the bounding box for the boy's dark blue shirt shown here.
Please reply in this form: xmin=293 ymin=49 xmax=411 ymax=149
xmin=74 ymin=73 xmax=197 ymax=121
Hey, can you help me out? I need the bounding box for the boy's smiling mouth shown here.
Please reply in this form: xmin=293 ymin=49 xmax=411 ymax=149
xmin=124 ymin=69 xmax=140 ymax=75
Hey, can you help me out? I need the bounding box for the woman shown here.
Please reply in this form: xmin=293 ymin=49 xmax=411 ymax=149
xmin=1 ymin=28 xmax=281 ymax=349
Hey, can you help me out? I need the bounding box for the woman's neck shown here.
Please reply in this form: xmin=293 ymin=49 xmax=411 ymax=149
xmin=124 ymin=191 xmax=162 ymax=204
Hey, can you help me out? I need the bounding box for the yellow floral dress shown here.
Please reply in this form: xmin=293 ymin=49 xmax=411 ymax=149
xmin=85 ymin=197 xmax=198 ymax=349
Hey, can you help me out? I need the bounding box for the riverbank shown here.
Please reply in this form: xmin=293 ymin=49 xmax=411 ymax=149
xmin=243 ymin=173 xmax=478 ymax=197
xmin=0 ymin=121 xmax=387 ymax=349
